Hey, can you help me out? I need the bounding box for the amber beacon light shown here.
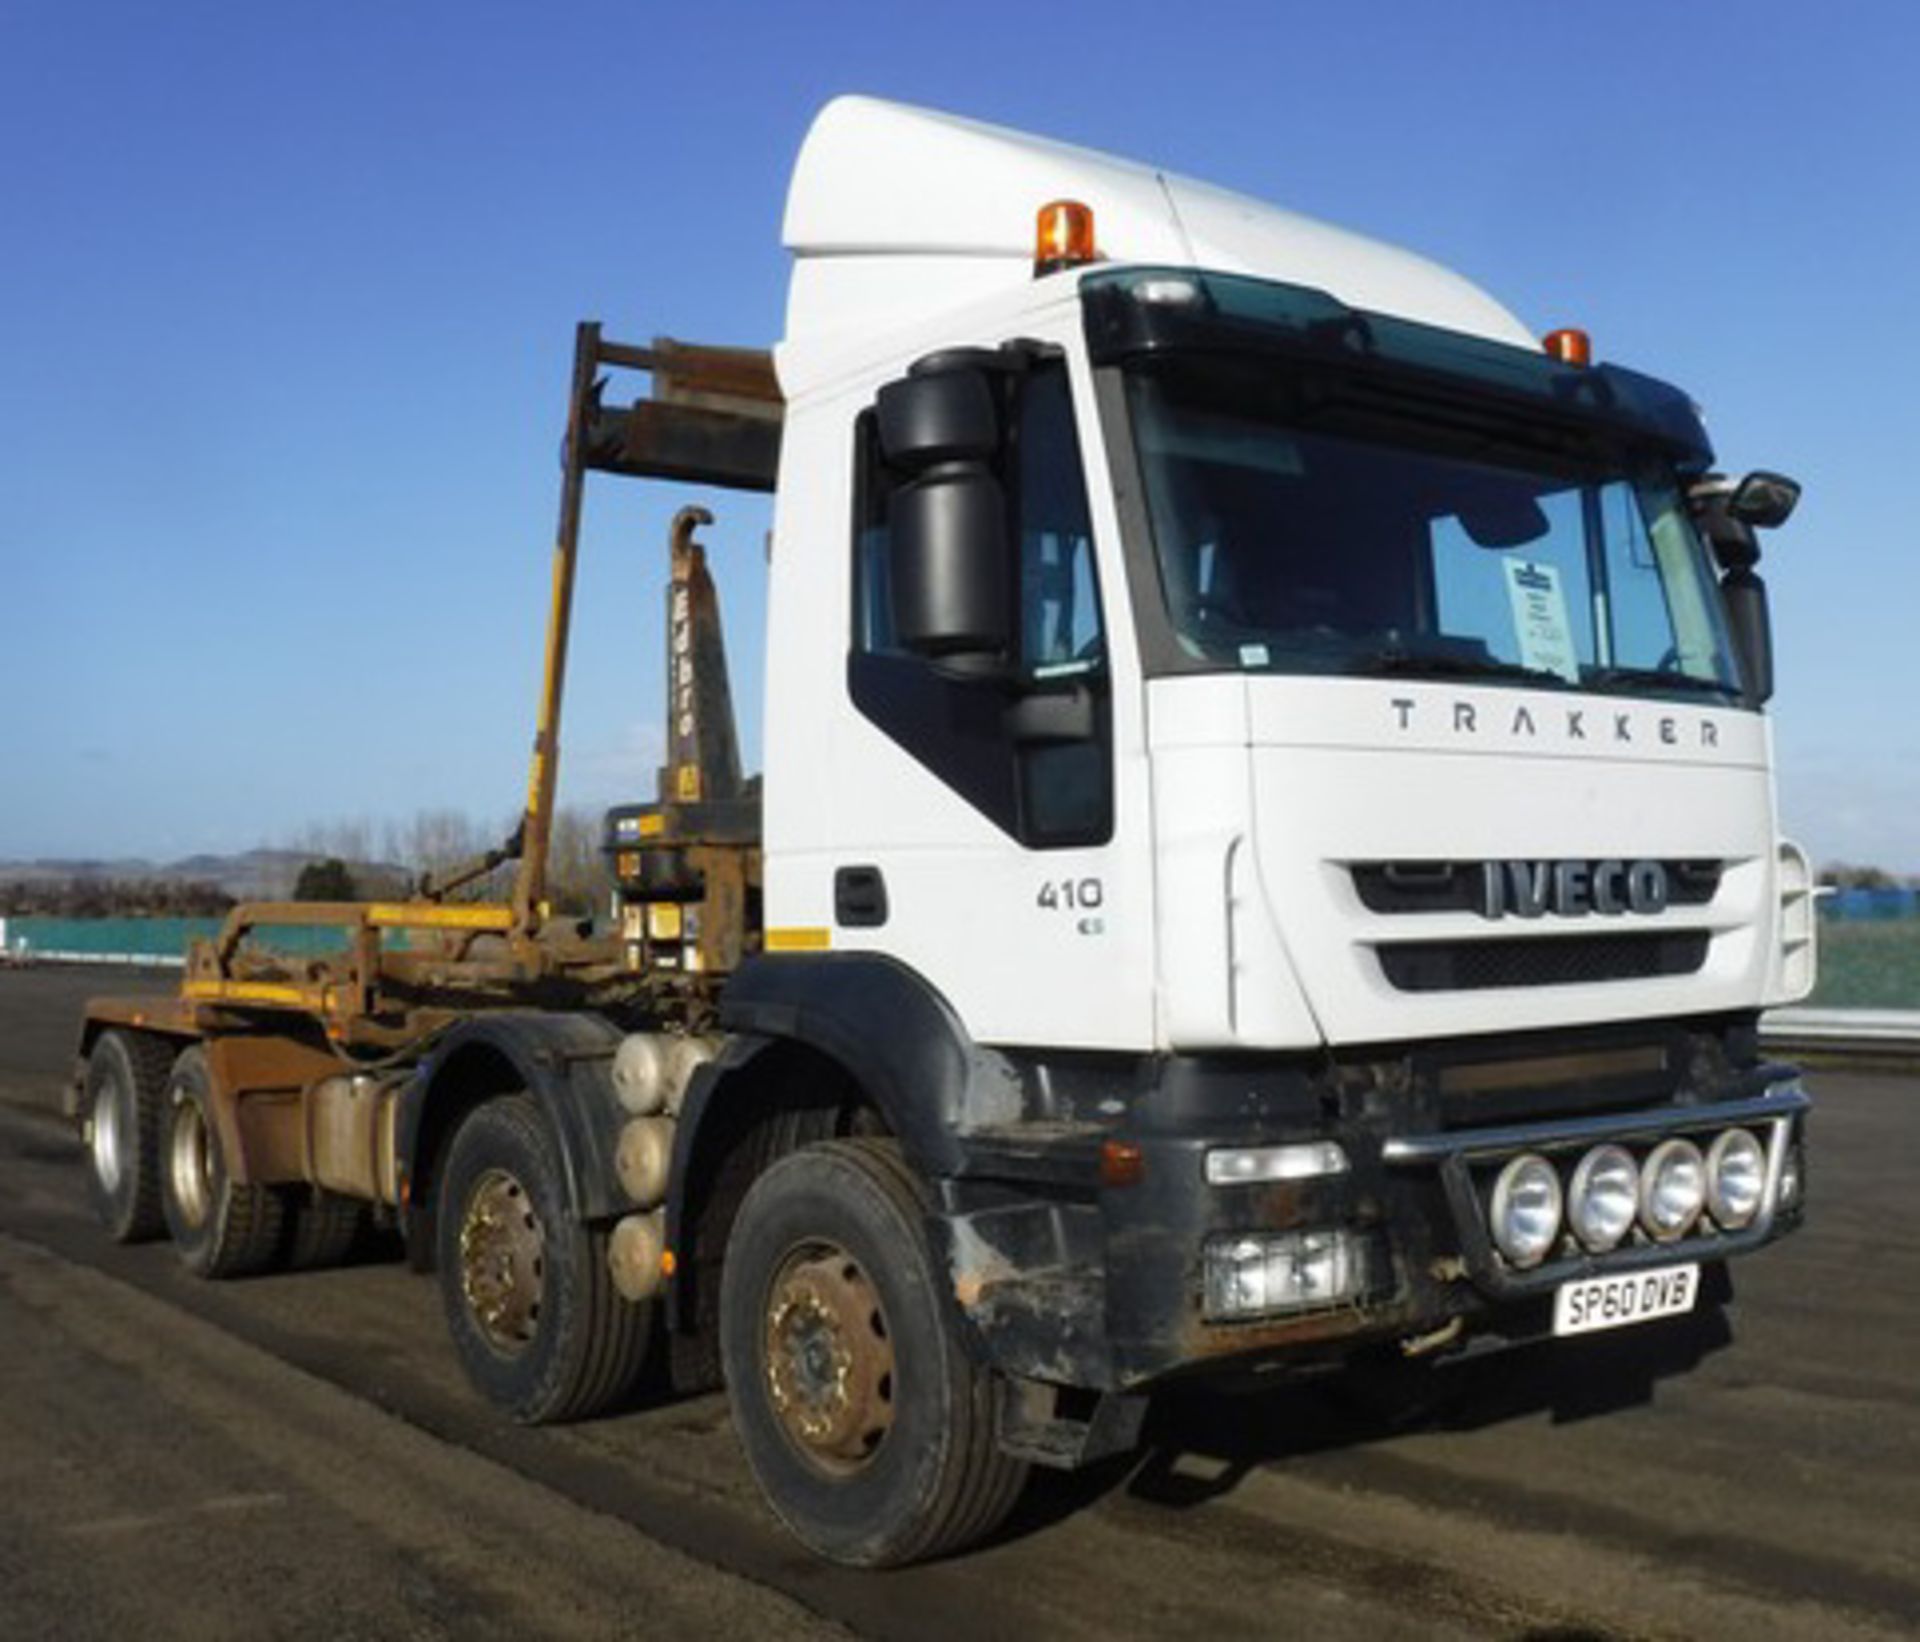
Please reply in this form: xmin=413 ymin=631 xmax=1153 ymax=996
xmin=1034 ymin=198 xmax=1098 ymax=277
xmin=1542 ymin=327 xmax=1593 ymax=366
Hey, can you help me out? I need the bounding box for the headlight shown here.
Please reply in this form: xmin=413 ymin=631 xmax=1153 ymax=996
xmin=1489 ymin=1153 xmax=1562 ymax=1268
xmin=1706 ymin=1128 xmax=1766 ymax=1228
xmin=1639 ymin=1138 xmax=1706 ymax=1240
xmin=1567 ymin=1144 xmax=1639 ymax=1252
xmin=1201 ymin=1229 xmax=1368 ymax=1320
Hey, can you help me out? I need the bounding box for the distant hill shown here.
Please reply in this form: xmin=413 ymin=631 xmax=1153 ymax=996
xmin=0 ymin=849 xmax=410 ymax=901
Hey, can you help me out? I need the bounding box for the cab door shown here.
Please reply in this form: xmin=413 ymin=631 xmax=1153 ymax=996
xmin=822 ymin=342 xmax=1156 ymax=1053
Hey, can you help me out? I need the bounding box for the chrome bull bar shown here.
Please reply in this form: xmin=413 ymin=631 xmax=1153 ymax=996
xmin=1381 ymin=1080 xmax=1811 ymax=1299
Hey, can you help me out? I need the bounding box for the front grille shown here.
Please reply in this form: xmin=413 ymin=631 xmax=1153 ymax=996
xmin=1351 ymin=859 xmax=1723 ymax=915
xmin=1376 ymin=931 xmax=1710 ymax=992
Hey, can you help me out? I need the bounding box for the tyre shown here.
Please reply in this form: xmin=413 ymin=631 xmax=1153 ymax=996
xmin=281 ymin=1189 xmax=367 ymax=1271
xmin=719 ymin=1137 xmax=1028 ymax=1567
xmin=435 ymin=1095 xmax=651 ymax=1424
xmin=160 ymin=1047 xmax=285 ymax=1278
xmin=81 ymin=1029 xmax=175 ymax=1243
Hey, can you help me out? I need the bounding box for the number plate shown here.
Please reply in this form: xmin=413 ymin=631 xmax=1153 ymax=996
xmin=1552 ymin=1262 xmax=1699 ymax=1337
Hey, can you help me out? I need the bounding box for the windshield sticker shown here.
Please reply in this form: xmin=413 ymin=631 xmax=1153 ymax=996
xmin=1238 ymin=642 xmax=1270 ymax=668
xmin=1502 ymin=558 xmax=1580 ymax=683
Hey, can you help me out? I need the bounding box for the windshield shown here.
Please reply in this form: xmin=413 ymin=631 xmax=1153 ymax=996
xmin=1124 ymin=360 xmax=1744 ymax=699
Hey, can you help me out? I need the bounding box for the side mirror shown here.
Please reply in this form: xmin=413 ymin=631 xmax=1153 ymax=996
xmin=1729 ymin=470 xmax=1801 ymax=530
xmin=1689 ymin=472 xmax=1793 ymax=705
xmin=877 ymin=369 xmax=998 ymax=470
xmin=878 ymin=364 xmax=1011 ymax=661
xmin=1720 ymin=568 xmax=1774 ymax=705
xmin=1690 ymin=476 xmax=1759 ymax=572
xmin=889 ymin=467 xmax=1010 ymax=657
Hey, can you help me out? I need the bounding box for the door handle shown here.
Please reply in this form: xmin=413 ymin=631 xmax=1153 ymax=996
xmin=834 ymin=865 xmax=889 ymax=928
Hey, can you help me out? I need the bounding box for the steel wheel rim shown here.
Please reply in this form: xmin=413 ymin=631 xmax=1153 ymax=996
xmin=459 ymin=1167 xmax=546 ymax=1355
xmin=763 ymin=1239 xmax=896 ymax=1475
xmin=91 ymin=1081 xmax=124 ymax=1194
xmin=167 ymin=1097 xmax=213 ymax=1229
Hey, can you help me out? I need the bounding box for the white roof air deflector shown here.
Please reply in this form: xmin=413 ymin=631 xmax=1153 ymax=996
xmin=780 ymin=97 xmax=1535 ymax=376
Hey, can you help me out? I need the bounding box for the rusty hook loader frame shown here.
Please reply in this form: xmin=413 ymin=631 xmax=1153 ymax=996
xmin=71 ymin=319 xmax=783 ymax=1371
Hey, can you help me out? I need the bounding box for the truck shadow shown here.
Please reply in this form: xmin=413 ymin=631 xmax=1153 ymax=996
xmin=1005 ymin=1303 xmax=1732 ymax=1535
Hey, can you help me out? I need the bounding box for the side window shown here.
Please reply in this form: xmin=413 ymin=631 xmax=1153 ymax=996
xmin=850 ymin=359 xmax=1111 ymax=848
xmin=1015 ymin=369 xmax=1104 ymax=678
xmin=853 ymin=412 xmax=903 ymax=655
xmin=1011 ymin=367 xmax=1106 ymax=841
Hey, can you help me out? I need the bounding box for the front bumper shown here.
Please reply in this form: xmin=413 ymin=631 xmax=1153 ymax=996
xmin=941 ymin=1050 xmax=1809 ymax=1394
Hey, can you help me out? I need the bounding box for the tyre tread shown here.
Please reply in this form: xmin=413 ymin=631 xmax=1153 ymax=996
xmin=161 ymin=1046 xmax=285 ymax=1279
xmin=438 ymin=1096 xmax=650 ymax=1425
xmin=86 ymin=1029 xmax=176 ymax=1243
xmin=210 ymin=1171 xmax=287 ymax=1278
xmin=845 ymin=1137 xmax=1027 ymax=1562
xmin=281 ymin=1191 xmax=366 ymax=1271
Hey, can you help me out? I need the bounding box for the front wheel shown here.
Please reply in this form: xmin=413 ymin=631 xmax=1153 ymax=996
xmin=719 ymin=1138 xmax=1027 ymax=1567
xmin=434 ymin=1096 xmax=650 ymax=1424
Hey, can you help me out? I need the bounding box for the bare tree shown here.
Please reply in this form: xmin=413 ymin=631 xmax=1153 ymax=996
xmin=268 ymin=803 xmax=613 ymax=915
xmin=546 ymin=806 xmax=612 ymax=922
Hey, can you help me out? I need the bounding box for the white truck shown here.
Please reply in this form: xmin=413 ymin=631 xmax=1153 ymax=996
xmin=74 ymin=97 xmax=1813 ymax=1567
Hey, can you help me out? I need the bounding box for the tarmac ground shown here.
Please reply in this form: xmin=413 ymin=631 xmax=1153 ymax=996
xmin=2 ymin=965 xmax=1915 ymax=1640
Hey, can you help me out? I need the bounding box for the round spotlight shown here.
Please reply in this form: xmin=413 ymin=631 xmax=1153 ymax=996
xmin=1568 ymin=1144 xmax=1639 ymax=1252
xmin=1490 ymin=1153 xmax=1563 ymax=1268
xmin=1707 ymin=1128 xmax=1766 ymax=1228
xmin=1639 ymin=1138 xmax=1706 ymax=1241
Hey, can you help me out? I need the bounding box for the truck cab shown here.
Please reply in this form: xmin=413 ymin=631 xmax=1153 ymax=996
xmin=721 ymin=94 xmax=1810 ymax=1403
xmin=764 ymin=96 xmax=1811 ymax=1049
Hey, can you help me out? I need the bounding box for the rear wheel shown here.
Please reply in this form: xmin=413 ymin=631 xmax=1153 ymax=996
xmin=81 ymin=1029 xmax=175 ymax=1242
xmin=160 ymin=1047 xmax=284 ymax=1278
xmin=435 ymin=1096 xmax=651 ymax=1423
xmin=281 ymin=1189 xmax=367 ymax=1270
xmin=719 ymin=1138 xmax=1027 ymax=1567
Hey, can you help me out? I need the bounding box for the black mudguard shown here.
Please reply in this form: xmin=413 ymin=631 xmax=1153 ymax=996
xmin=397 ymin=1010 xmax=628 ymax=1234
xmin=709 ymin=952 xmax=1011 ymax=1177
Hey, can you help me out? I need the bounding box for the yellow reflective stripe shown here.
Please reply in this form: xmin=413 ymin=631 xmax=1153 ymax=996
xmin=364 ymin=903 xmax=514 ymax=931
xmin=182 ymin=980 xmax=320 ymax=1009
xmin=765 ymin=927 xmax=831 ymax=952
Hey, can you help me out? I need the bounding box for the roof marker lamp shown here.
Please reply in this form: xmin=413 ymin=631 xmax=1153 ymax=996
xmin=1133 ymin=275 xmax=1204 ymax=306
xmin=1542 ymin=327 xmax=1592 ymax=366
xmin=1035 ymin=199 xmax=1097 ymax=277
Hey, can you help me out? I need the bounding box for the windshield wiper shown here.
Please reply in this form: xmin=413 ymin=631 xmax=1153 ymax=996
xmin=1357 ymin=646 xmax=1572 ymax=688
xmin=1584 ymin=665 xmax=1741 ymax=699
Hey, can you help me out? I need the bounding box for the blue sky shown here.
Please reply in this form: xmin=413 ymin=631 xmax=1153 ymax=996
xmin=2 ymin=0 xmax=1916 ymax=870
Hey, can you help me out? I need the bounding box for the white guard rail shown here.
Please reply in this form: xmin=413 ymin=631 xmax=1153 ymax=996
xmin=1762 ymin=1008 xmax=1920 ymax=1056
